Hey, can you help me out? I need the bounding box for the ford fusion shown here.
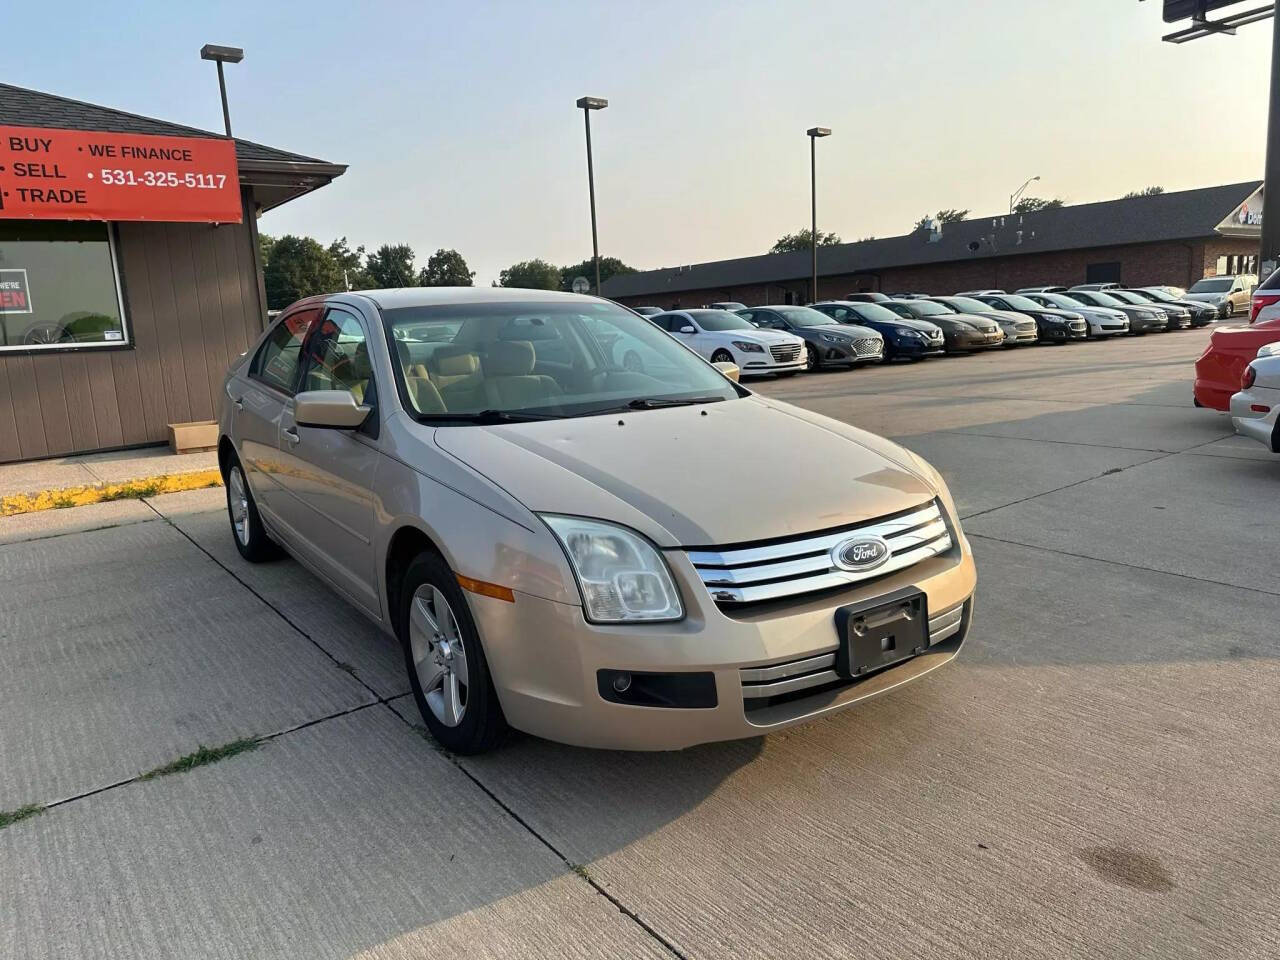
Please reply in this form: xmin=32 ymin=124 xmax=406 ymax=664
xmin=219 ymin=289 xmax=976 ymax=753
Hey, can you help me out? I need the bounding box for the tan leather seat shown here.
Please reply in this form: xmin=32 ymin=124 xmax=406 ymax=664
xmin=429 ymin=347 xmax=481 ymax=389
xmin=483 ymin=340 xmax=562 ymax=409
xmin=394 ymin=340 xmax=446 ymax=413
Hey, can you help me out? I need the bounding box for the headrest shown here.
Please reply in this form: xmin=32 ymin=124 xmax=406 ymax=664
xmin=432 ymin=349 xmax=480 ymax=377
xmin=486 ymin=340 xmax=536 ymax=377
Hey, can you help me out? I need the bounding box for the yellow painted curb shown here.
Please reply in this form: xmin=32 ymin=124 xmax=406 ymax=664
xmin=0 ymin=469 xmax=223 ymax=518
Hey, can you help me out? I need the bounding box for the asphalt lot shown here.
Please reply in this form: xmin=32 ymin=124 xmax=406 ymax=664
xmin=2 ymin=327 xmax=1279 ymax=959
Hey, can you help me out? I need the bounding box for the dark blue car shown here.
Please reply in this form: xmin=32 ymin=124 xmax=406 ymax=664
xmin=811 ymin=301 xmax=945 ymax=360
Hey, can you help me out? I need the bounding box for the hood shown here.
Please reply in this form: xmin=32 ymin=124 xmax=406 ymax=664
xmin=1075 ymin=306 xmax=1127 ymax=321
xmin=1034 ymin=307 xmax=1084 ymax=321
xmin=970 ymin=308 xmax=1033 ymax=326
xmin=1184 ymin=292 xmax=1228 ymax=304
xmin=718 ymin=328 xmax=799 ymax=346
xmin=431 ymin=396 xmax=935 ymax=547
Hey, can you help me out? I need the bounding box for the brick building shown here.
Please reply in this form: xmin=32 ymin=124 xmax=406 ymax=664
xmin=601 ymin=181 xmax=1263 ymax=308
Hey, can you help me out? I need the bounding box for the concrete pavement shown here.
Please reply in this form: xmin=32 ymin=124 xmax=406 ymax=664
xmin=2 ymin=327 xmax=1278 ymax=958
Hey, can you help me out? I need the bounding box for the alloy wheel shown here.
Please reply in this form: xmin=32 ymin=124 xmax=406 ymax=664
xmin=228 ymin=466 xmax=250 ymax=546
xmin=409 ymin=584 xmax=469 ymax=727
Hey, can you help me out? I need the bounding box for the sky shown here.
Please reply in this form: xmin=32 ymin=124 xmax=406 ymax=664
xmin=5 ymin=0 xmax=1274 ymax=285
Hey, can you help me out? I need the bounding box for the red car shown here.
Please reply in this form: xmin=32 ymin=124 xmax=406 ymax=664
xmin=1194 ymin=316 xmax=1280 ymax=410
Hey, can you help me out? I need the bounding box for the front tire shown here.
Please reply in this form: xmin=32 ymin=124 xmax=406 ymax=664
xmin=1225 ymin=302 xmax=1235 ymax=319
xmin=805 ymin=343 xmax=819 ymax=371
xmin=399 ymin=551 xmax=507 ymax=755
xmin=225 ymin=459 xmax=282 ymax=562
xmin=710 ymin=348 xmax=733 ymax=364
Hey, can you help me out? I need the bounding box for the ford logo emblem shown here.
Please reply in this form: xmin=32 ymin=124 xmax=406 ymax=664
xmin=831 ymin=535 xmax=891 ymax=573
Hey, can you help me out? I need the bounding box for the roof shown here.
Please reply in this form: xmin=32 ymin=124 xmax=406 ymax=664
xmin=0 ymin=81 xmax=325 ymax=164
xmin=348 ymin=287 xmax=605 ymax=309
xmin=601 ymin=181 xmax=1262 ymax=299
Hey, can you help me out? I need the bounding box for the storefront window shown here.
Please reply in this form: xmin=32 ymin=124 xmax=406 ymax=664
xmin=0 ymin=222 xmax=128 ymax=351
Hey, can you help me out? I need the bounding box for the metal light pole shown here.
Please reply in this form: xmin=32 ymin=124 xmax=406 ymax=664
xmin=200 ymin=44 xmax=244 ymax=137
xmin=577 ymin=96 xmax=608 ymax=295
xmin=807 ymin=127 xmax=831 ymax=303
xmin=1009 ymin=175 xmax=1040 ymax=215
xmin=1261 ymin=10 xmax=1280 ymax=276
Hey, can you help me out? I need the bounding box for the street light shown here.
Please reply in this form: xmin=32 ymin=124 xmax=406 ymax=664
xmin=576 ymin=96 xmax=608 ymax=296
xmin=806 ymin=127 xmax=831 ymax=304
xmin=200 ymin=44 xmax=244 ymax=138
xmin=1009 ymin=174 xmax=1040 ymax=215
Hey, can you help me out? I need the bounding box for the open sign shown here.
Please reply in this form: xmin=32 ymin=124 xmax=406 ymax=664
xmin=0 ymin=269 xmax=32 ymax=314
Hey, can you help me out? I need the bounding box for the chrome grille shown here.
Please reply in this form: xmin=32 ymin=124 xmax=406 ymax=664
xmin=688 ymin=500 xmax=953 ymax=605
xmin=739 ymin=603 xmax=965 ymax=701
xmin=769 ymin=343 xmax=802 ymax=363
xmin=853 ymin=337 xmax=882 ymax=356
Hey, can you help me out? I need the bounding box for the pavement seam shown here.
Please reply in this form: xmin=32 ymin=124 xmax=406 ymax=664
xmin=383 ymin=703 xmax=690 ymax=960
xmin=141 ymin=499 xmax=689 ymax=957
xmin=930 ymin=430 xmax=1179 ymax=455
xmin=967 ymin=531 xmax=1280 ymax=599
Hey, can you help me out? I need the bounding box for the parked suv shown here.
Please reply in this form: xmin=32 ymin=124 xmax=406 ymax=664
xmin=737 ymin=305 xmax=884 ymax=370
xmin=1184 ymin=275 xmax=1257 ymax=319
xmin=651 ymin=309 xmax=805 ymax=376
xmin=218 ymin=287 xmax=977 ymax=753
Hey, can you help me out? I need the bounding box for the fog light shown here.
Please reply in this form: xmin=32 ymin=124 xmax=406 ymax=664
xmin=612 ymin=672 xmax=632 ymax=693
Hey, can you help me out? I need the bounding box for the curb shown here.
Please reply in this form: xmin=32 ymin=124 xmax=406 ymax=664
xmin=0 ymin=470 xmax=224 ymax=518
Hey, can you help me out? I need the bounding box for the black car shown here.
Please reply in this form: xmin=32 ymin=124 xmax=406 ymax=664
xmin=882 ymin=299 xmax=1005 ymax=353
xmin=1122 ymin=288 xmax=1212 ymax=327
xmin=737 ymin=305 xmax=884 ymax=370
xmin=844 ymin=292 xmax=892 ymax=303
xmin=811 ymin=301 xmax=945 ymax=359
xmin=974 ymin=293 xmax=1088 ymax=343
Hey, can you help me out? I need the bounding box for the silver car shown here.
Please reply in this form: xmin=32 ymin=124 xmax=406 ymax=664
xmin=219 ymin=288 xmax=977 ymax=753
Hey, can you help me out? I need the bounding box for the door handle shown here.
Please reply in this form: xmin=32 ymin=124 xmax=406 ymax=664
xmin=231 ymin=396 xmax=244 ymax=410
xmin=283 ymin=427 xmax=300 ymax=445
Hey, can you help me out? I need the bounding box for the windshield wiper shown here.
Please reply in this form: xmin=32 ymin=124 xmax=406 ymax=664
xmin=455 ymin=409 xmax=566 ymax=423
xmin=625 ymin=396 xmax=727 ymax=410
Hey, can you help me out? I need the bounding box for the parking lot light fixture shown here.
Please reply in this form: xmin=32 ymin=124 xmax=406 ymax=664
xmin=807 ymin=127 xmax=831 ymax=304
xmin=1009 ymin=175 xmax=1040 ymax=215
xmin=200 ymin=44 xmax=244 ymax=138
xmin=577 ymin=97 xmax=609 ymax=295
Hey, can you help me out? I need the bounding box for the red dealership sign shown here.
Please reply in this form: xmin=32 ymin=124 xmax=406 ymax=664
xmin=0 ymin=125 xmax=242 ymax=223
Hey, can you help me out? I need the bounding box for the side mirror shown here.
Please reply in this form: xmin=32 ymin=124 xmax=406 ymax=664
xmin=713 ymin=360 xmax=741 ymax=382
xmin=679 ymin=325 xmax=696 ymax=334
xmin=294 ymin=389 xmax=371 ymax=429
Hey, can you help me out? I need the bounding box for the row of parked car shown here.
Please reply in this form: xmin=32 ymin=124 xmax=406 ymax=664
xmin=628 ymin=281 xmax=1231 ymax=375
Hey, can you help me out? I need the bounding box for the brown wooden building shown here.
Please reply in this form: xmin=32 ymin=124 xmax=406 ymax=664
xmin=601 ymin=182 xmax=1264 ymax=310
xmin=0 ymin=83 xmax=344 ymax=463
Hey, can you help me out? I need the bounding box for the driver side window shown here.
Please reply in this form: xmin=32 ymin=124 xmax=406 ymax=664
xmin=301 ymin=308 xmax=376 ymax=405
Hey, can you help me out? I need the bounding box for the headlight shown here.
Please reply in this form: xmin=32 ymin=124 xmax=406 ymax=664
xmin=731 ymin=340 xmax=765 ymax=352
xmin=541 ymin=516 xmax=683 ymax=623
xmin=819 ymin=333 xmax=849 ymax=343
xmin=895 ymin=327 xmax=921 ymax=337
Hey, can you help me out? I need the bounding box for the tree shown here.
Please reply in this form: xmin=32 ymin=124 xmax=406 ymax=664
xmin=559 ymin=256 xmax=635 ymax=291
xmin=1123 ymin=186 xmax=1165 ymax=199
xmin=770 ymin=228 xmax=841 ymax=254
xmin=1012 ymin=196 xmax=1064 ymax=214
xmin=912 ymin=209 xmax=969 ymax=231
xmin=328 ymin=237 xmax=371 ymax=290
xmin=262 ymin=235 xmax=343 ymax=310
xmin=496 ymin=259 xmax=562 ymax=290
xmin=419 ymin=248 xmax=475 ymax=286
xmin=365 ymin=244 xmax=419 ymax=288
xmin=258 ymin=232 xmax=277 ymax=270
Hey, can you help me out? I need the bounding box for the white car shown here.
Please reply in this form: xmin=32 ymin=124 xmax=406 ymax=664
xmin=1230 ymin=345 xmax=1280 ymax=453
xmin=1023 ymin=291 xmax=1129 ymax=337
xmin=650 ymin=309 xmax=806 ymax=376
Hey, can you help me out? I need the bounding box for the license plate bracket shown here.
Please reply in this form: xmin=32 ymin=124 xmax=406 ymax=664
xmin=834 ymin=587 xmax=928 ymax=679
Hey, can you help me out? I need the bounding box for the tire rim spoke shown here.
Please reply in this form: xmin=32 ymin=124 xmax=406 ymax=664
xmin=409 ymin=584 xmax=468 ymax=728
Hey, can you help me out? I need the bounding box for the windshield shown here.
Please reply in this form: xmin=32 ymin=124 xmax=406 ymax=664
xmin=1072 ymin=291 xmax=1126 ymax=307
xmin=381 ymin=300 xmax=740 ymax=421
xmin=845 ymin=303 xmax=901 ymax=323
xmin=1106 ymin=290 xmax=1148 ymax=305
xmin=1132 ymin=288 xmax=1170 ymax=302
xmin=995 ymin=294 xmax=1046 ymax=311
xmin=688 ymin=310 xmax=755 ymax=331
xmin=893 ymin=300 xmax=949 ymax=317
xmin=937 ymin=296 xmax=993 ymax=314
xmin=773 ymin=306 xmax=836 ymax=327
xmin=1036 ymin=293 xmax=1085 ymax=310
xmin=1189 ymin=278 xmax=1233 ymax=293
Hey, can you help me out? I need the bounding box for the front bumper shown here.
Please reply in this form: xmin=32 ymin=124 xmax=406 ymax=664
xmin=946 ymin=332 xmax=1005 ymax=352
xmin=817 ymin=340 xmax=883 ymax=365
xmin=471 ymin=540 xmax=977 ymax=750
xmin=736 ymin=354 xmax=806 ymax=375
xmin=891 ymin=337 xmax=946 ymax=357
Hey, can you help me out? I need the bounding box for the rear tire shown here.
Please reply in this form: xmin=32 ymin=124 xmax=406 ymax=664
xmin=224 ymin=458 xmax=282 ymax=563
xmin=399 ymin=551 xmax=508 ymax=755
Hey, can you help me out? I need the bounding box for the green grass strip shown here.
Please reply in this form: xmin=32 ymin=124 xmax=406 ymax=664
xmin=139 ymin=738 xmax=261 ymax=781
xmin=0 ymin=803 xmax=46 ymax=830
